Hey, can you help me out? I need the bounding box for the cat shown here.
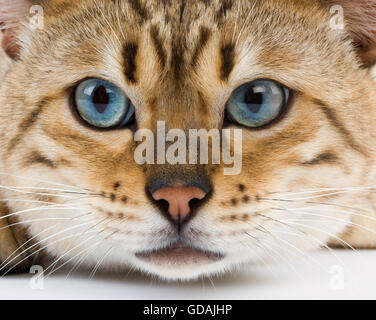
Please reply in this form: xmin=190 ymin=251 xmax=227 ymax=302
xmin=0 ymin=0 xmax=376 ymax=281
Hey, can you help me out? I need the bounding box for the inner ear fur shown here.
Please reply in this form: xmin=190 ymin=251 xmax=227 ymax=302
xmin=0 ymin=0 xmax=30 ymax=60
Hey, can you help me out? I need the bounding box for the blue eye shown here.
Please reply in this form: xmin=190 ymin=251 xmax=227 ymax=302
xmin=74 ymin=79 xmax=135 ymax=129
xmin=226 ymin=80 xmax=289 ymax=128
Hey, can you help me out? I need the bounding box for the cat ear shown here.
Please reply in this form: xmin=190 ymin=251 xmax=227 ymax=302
xmin=0 ymin=0 xmax=30 ymax=60
xmin=332 ymin=0 xmax=376 ymax=66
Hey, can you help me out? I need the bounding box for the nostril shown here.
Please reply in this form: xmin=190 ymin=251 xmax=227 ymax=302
xmin=151 ymin=186 xmax=208 ymax=224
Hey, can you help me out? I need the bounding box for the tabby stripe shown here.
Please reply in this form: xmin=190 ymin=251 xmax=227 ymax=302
xmin=23 ymin=151 xmax=57 ymax=168
xmin=128 ymin=0 xmax=150 ymax=22
xmin=7 ymin=98 xmax=50 ymax=153
xmin=301 ymin=151 xmax=339 ymax=166
xmin=215 ymin=0 xmax=234 ymax=24
xmin=171 ymin=44 xmax=185 ymax=80
xmin=123 ymin=42 xmax=138 ymax=84
xmin=150 ymin=25 xmax=167 ymax=69
xmin=191 ymin=26 xmax=212 ymax=67
xmin=179 ymin=1 xmax=186 ymax=24
xmin=315 ymin=99 xmax=367 ymax=156
xmin=220 ymin=43 xmax=235 ymax=80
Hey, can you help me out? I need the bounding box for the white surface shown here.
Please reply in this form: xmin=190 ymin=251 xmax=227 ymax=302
xmin=1 ymin=250 xmax=375 ymax=300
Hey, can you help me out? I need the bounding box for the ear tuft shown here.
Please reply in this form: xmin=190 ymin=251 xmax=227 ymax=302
xmin=0 ymin=0 xmax=30 ymax=59
xmin=328 ymin=0 xmax=376 ymax=66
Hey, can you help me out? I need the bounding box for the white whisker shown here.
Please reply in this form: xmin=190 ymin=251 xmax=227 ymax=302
xmin=89 ymin=247 xmax=113 ymax=280
xmin=0 ymin=172 xmax=86 ymax=192
xmin=0 ymin=220 xmax=94 ymax=273
xmin=0 ymin=225 xmax=56 ymax=269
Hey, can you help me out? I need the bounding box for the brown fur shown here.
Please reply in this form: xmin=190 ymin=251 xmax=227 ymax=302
xmin=0 ymin=0 xmax=376 ymax=279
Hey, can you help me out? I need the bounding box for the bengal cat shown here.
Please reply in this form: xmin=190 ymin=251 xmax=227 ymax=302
xmin=0 ymin=0 xmax=376 ymax=280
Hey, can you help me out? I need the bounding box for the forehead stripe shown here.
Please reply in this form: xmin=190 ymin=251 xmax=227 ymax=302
xmin=122 ymin=42 xmax=138 ymax=84
xmin=220 ymin=43 xmax=235 ymax=80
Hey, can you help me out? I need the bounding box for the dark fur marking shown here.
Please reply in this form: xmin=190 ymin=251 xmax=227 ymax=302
xmin=128 ymin=0 xmax=149 ymax=21
xmin=315 ymin=99 xmax=367 ymax=156
xmin=242 ymin=214 xmax=249 ymax=221
xmin=110 ymin=194 xmax=116 ymax=202
xmin=242 ymin=195 xmax=250 ymax=203
xmin=191 ymin=26 xmax=211 ymax=67
xmin=150 ymin=26 xmax=167 ymax=69
xmin=114 ymin=182 xmax=121 ymax=190
xmin=179 ymin=1 xmax=186 ymax=24
xmin=231 ymin=198 xmax=238 ymax=206
xmin=220 ymin=43 xmax=235 ymax=80
xmin=23 ymin=151 xmax=57 ymax=168
xmin=123 ymin=43 xmax=138 ymax=84
xmin=302 ymin=152 xmax=339 ymax=166
xmin=215 ymin=0 xmax=233 ymax=24
xmin=7 ymin=98 xmax=50 ymax=152
xmin=121 ymin=196 xmax=128 ymax=203
xmin=238 ymin=184 xmax=245 ymax=192
xmin=171 ymin=44 xmax=184 ymax=80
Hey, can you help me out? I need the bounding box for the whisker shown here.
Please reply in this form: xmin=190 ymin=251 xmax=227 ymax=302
xmin=272 ymin=229 xmax=343 ymax=265
xmin=0 ymin=185 xmax=84 ymax=199
xmin=0 ymin=198 xmax=63 ymax=205
xmin=89 ymin=248 xmax=113 ymax=280
xmin=1 ymin=229 xmax=99 ymax=277
xmin=231 ymin=0 xmax=242 ymax=44
xmin=0 ymin=220 xmax=94 ymax=273
xmin=0 ymin=217 xmax=89 ymax=232
xmin=45 ymin=234 xmax=101 ymax=278
xmin=65 ymin=244 xmax=99 ymax=279
xmin=0 ymin=172 xmax=87 ymax=192
xmin=235 ymin=0 xmax=259 ymax=47
xmin=272 ymin=185 xmax=376 ymax=197
xmin=0 ymin=205 xmax=83 ymax=223
xmin=241 ymin=232 xmax=302 ymax=280
xmin=0 ymin=225 xmax=56 ymax=269
xmin=254 ymin=215 xmax=330 ymax=271
xmin=284 ymin=215 xmax=376 ymax=238
xmin=288 ymin=205 xmax=376 ymax=224
xmin=48 ymin=241 xmax=103 ymax=279
xmin=277 ymin=218 xmax=359 ymax=254
xmin=5 ymin=186 xmax=100 ymax=196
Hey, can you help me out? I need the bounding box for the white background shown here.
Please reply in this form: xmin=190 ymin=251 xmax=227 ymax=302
xmin=1 ymin=250 xmax=375 ymax=300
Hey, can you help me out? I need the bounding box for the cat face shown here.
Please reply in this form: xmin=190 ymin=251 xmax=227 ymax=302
xmin=1 ymin=0 xmax=376 ymax=280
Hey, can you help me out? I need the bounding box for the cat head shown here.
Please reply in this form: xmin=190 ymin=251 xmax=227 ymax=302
xmin=1 ymin=0 xmax=376 ymax=280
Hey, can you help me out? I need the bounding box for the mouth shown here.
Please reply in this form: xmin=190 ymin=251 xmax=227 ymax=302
xmin=135 ymin=242 xmax=224 ymax=267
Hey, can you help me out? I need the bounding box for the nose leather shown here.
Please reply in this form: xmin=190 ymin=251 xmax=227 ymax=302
xmin=152 ymin=186 xmax=206 ymax=221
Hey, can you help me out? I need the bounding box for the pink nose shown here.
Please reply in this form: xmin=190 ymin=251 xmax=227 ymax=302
xmin=152 ymin=187 xmax=207 ymax=221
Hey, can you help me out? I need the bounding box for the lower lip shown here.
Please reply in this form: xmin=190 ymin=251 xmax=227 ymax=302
xmin=136 ymin=243 xmax=224 ymax=267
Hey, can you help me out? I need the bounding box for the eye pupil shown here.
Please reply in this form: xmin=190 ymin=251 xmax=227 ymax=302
xmin=92 ymin=85 xmax=110 ymax=114
xmin=244 ymin=89 xmax=263 ymax=113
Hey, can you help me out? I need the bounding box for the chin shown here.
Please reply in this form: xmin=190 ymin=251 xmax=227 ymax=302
xmin=130 ymin=243 xmax=231 ymax=281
